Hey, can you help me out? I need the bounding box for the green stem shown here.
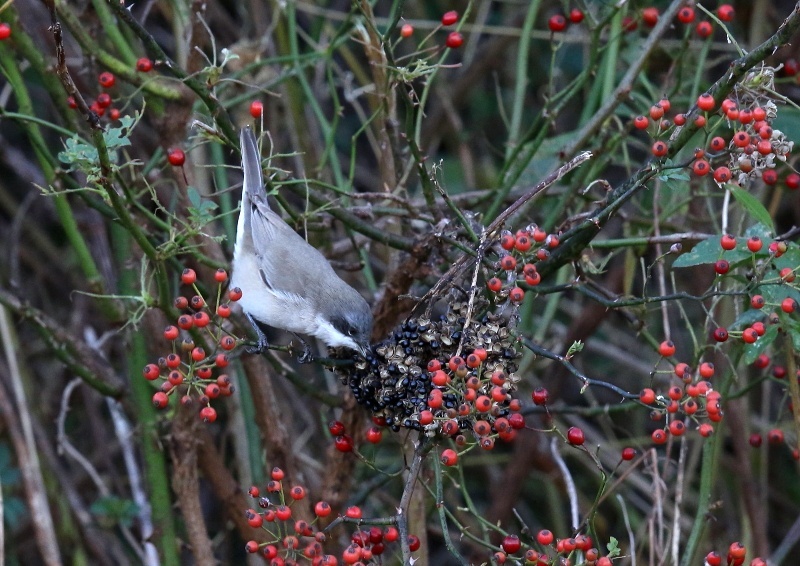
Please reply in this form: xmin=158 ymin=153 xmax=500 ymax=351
xmin=116 ymin=226 xmax=181 ymax=566
xmin=505 ymin=0 xmax=542 ymax=161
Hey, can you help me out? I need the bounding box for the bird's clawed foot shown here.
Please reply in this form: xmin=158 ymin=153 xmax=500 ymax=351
xmin=290 ymin=334 xmax=314 ymax=364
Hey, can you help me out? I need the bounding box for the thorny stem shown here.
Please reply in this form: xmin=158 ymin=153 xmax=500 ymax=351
xmin=521 ymin=337 xmax=639 ymax=400
xmin=418 ymin=151 xmax=592 ymax=306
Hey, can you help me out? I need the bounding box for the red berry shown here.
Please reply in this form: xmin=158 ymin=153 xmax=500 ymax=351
xmin=445 ymin=32 xmax=463 ymax=49
xmin=649 ymin=104 xmax=664 ymax=120
xmin=658 ymin=340 xmax=676 ymax=357
xmin=651 ymin=429 xmax=667 ymax=444
xmin=143 ymin=363 xmax=160 ymax=381
xmin=762 ymin=169 xmax=778 ymax=185
xmin=768 ymin=428 xmax=784 ymax=444
xmin=328 ymin=420 xmax=346 ymax=436
xmin=669 ymin=420 xmax=686 ymax=436
xmin=136 ymin=57 xmax=153 ymax=72
xmin=532 ymin=387 xmax=549 ymax=405
xmin=695 ymin=21 xmax=713 ymax=38
xmin=699 ymin=423 xmax=715 ymax=436
xmin=786 ymin=173 xmax=800 ymax=189
xmin=677 ymin=7 xmax=695 ymax=24
xmin=640 ymin=388 xmax=656 ymax=404
xmin=781 ymin=297 xmax=795 ymax=313
xmin=345 ymin=505 xmax=362 ymax=519
xmin=168 ymin=148 xmax=186 ymax=166
xmin=674 ymin=113 xmax=686 ymax=125
xmin=742 ymin=328 xmax=758 ymax=343
xmin=441 ymin=10 xmax=458 ymax=26
xmin=709 ymin=136 xmax=727 ymax=152
xmin=500 ymin=255 xmax=517 ymax=270
xmin=289 ymin=485 xmax=306 ymax=500
xmin=408 ymin=534 xmax=421 ymax=551
xmin=509 ymin=287 xmax=525 ymax=303
xmin=314 ymin=501 xmax=331 ymax=517
xmin=717 ymin=4 xmax=735 ymax=22
xmin=757 ymin=139 xmax=773 ymax=156
xmin=334 ymin=434 xmax=353 ymax=452
xmin=634 ymin=115 xmax=649 ymax=129
xmin=712 ymin=166 xmax=731 ymax=183
xmin=548 ymin=14 xmax=567 ymax=32
xmin=249 ymin=100 xmax=263 ymax=118
xmin=720 ymin=234 xmax=737 ymax=250
xmin=0 ymin=23 xmax=10 ymax=41
xmin=98 ymin=72 xmax=116 ymax=88
xmin=567 ymin=426 xmax=585 ymax=446
xmin=502 ymin=535 xmax=521 ymax=554
xmin=400 ymin=23 xmax=413 ymax=38
xmin=692 ymin=159 xmax=710 ymax=176
xmin=652 ymin=141 xmax=668 ymax=157
xmin=537 ymin=530 xmax=554 ymax=546
xmin=706 ymin=551 xmax=722 ymax=566
xmin=780 ymin=267 xmax=795 ymax=282
xmin=697 ymin=93 xmax=715 ymax=112
xmin=621 ymin=447 xmax=637 ymax=461
xmin=569 ymin=9 xmax=584 ymax=24
xmin=746 ymin=236 xmax=762 ymax=252
xmin=713 ymin=327 xmax=728 ymax=342
xmin=440 ymin=448 xmax=458 ymax=466
xmin=365 ymin=426 xmax=382 ymax=444
xmin=152 ymin=391 xmax=169 ymax=408
xmin=514 ymin=235 xmax=531 ymax=252
xmin=714 ymin=259 xmax=730 ymax=275
xmin=641 ymin=7 xmax=659 ymax=27
xmin=487 ymin=277 xmax=503 ymax=292
xmin=732 ymin=131 xmax=750 ymax=147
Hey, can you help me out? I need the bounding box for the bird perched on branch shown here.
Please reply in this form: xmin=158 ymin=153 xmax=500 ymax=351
xmin=231 ymin=127 xmax=373 ymax=359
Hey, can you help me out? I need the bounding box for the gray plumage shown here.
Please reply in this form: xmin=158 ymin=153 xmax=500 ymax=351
xmin=231 ymin=127 xmax=373 ymax=355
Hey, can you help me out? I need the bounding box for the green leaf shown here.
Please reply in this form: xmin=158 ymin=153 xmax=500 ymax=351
xmin=731 ymin=308 xmax=767 ymax=331
xmin=90 ymin=496 xmax=139 ymax=528
xmin=606 ymin=537 xmax=621 ymax=557
xmin=727 ymin=185 xmax=775 ymax=232
xmin=672 ymin=236 xmax=748 ymax=268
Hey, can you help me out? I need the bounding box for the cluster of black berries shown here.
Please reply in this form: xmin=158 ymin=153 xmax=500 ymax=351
xmin=331 ymin=297 xmax=523 ymax=436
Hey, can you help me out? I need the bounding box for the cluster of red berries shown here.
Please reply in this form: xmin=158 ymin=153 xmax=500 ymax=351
xmin=484 ymin=528 xmax=615 ymax=565
xmin=640 ymin=355 xmax=723 ymax=445
xmin=710 ymin=233 xmax=798 ymax=346
xmin=547 ymin=8 xmax=586 ymax=33
xmin=65 ymin=70 xmax=123 ymax=121
xmin=549 ymin=4 xmax=734 ymax=36
xmin=143 ymin=267 xmax=243 ymax=422
xmin=398 ymin=9 xmax=463 ymax=49
xmin=486 ymin=225 xmax=559 ymax=304
xmin=326 ymin=418 xmax=389 ymax=454
xmin=64 ymin=55 xmax=155 ymax=120
xmin=641 ymin=72 xmax=795 ymax=189
xmin=244 ymin=467 xmax=414 ymax=564
xmin=424 ymin=351 xmax=525 ymax=454
xmin=705 ymin=542 xmax=765 ymax=566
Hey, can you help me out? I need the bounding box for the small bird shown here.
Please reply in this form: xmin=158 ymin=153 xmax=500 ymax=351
xmin=231 ymin=127 xmax=373 ymax=358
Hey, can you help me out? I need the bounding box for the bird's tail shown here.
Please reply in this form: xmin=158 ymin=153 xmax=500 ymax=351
xmin=240 ymin=127 xmax=268 ymax=206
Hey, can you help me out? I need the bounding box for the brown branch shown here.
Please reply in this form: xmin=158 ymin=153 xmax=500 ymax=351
xmin=169 ymin=407 xmax=215 ymax=566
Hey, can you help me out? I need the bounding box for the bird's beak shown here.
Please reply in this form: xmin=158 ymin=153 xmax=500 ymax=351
xmin=356 ymin=342 xmax=371 ymax=359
